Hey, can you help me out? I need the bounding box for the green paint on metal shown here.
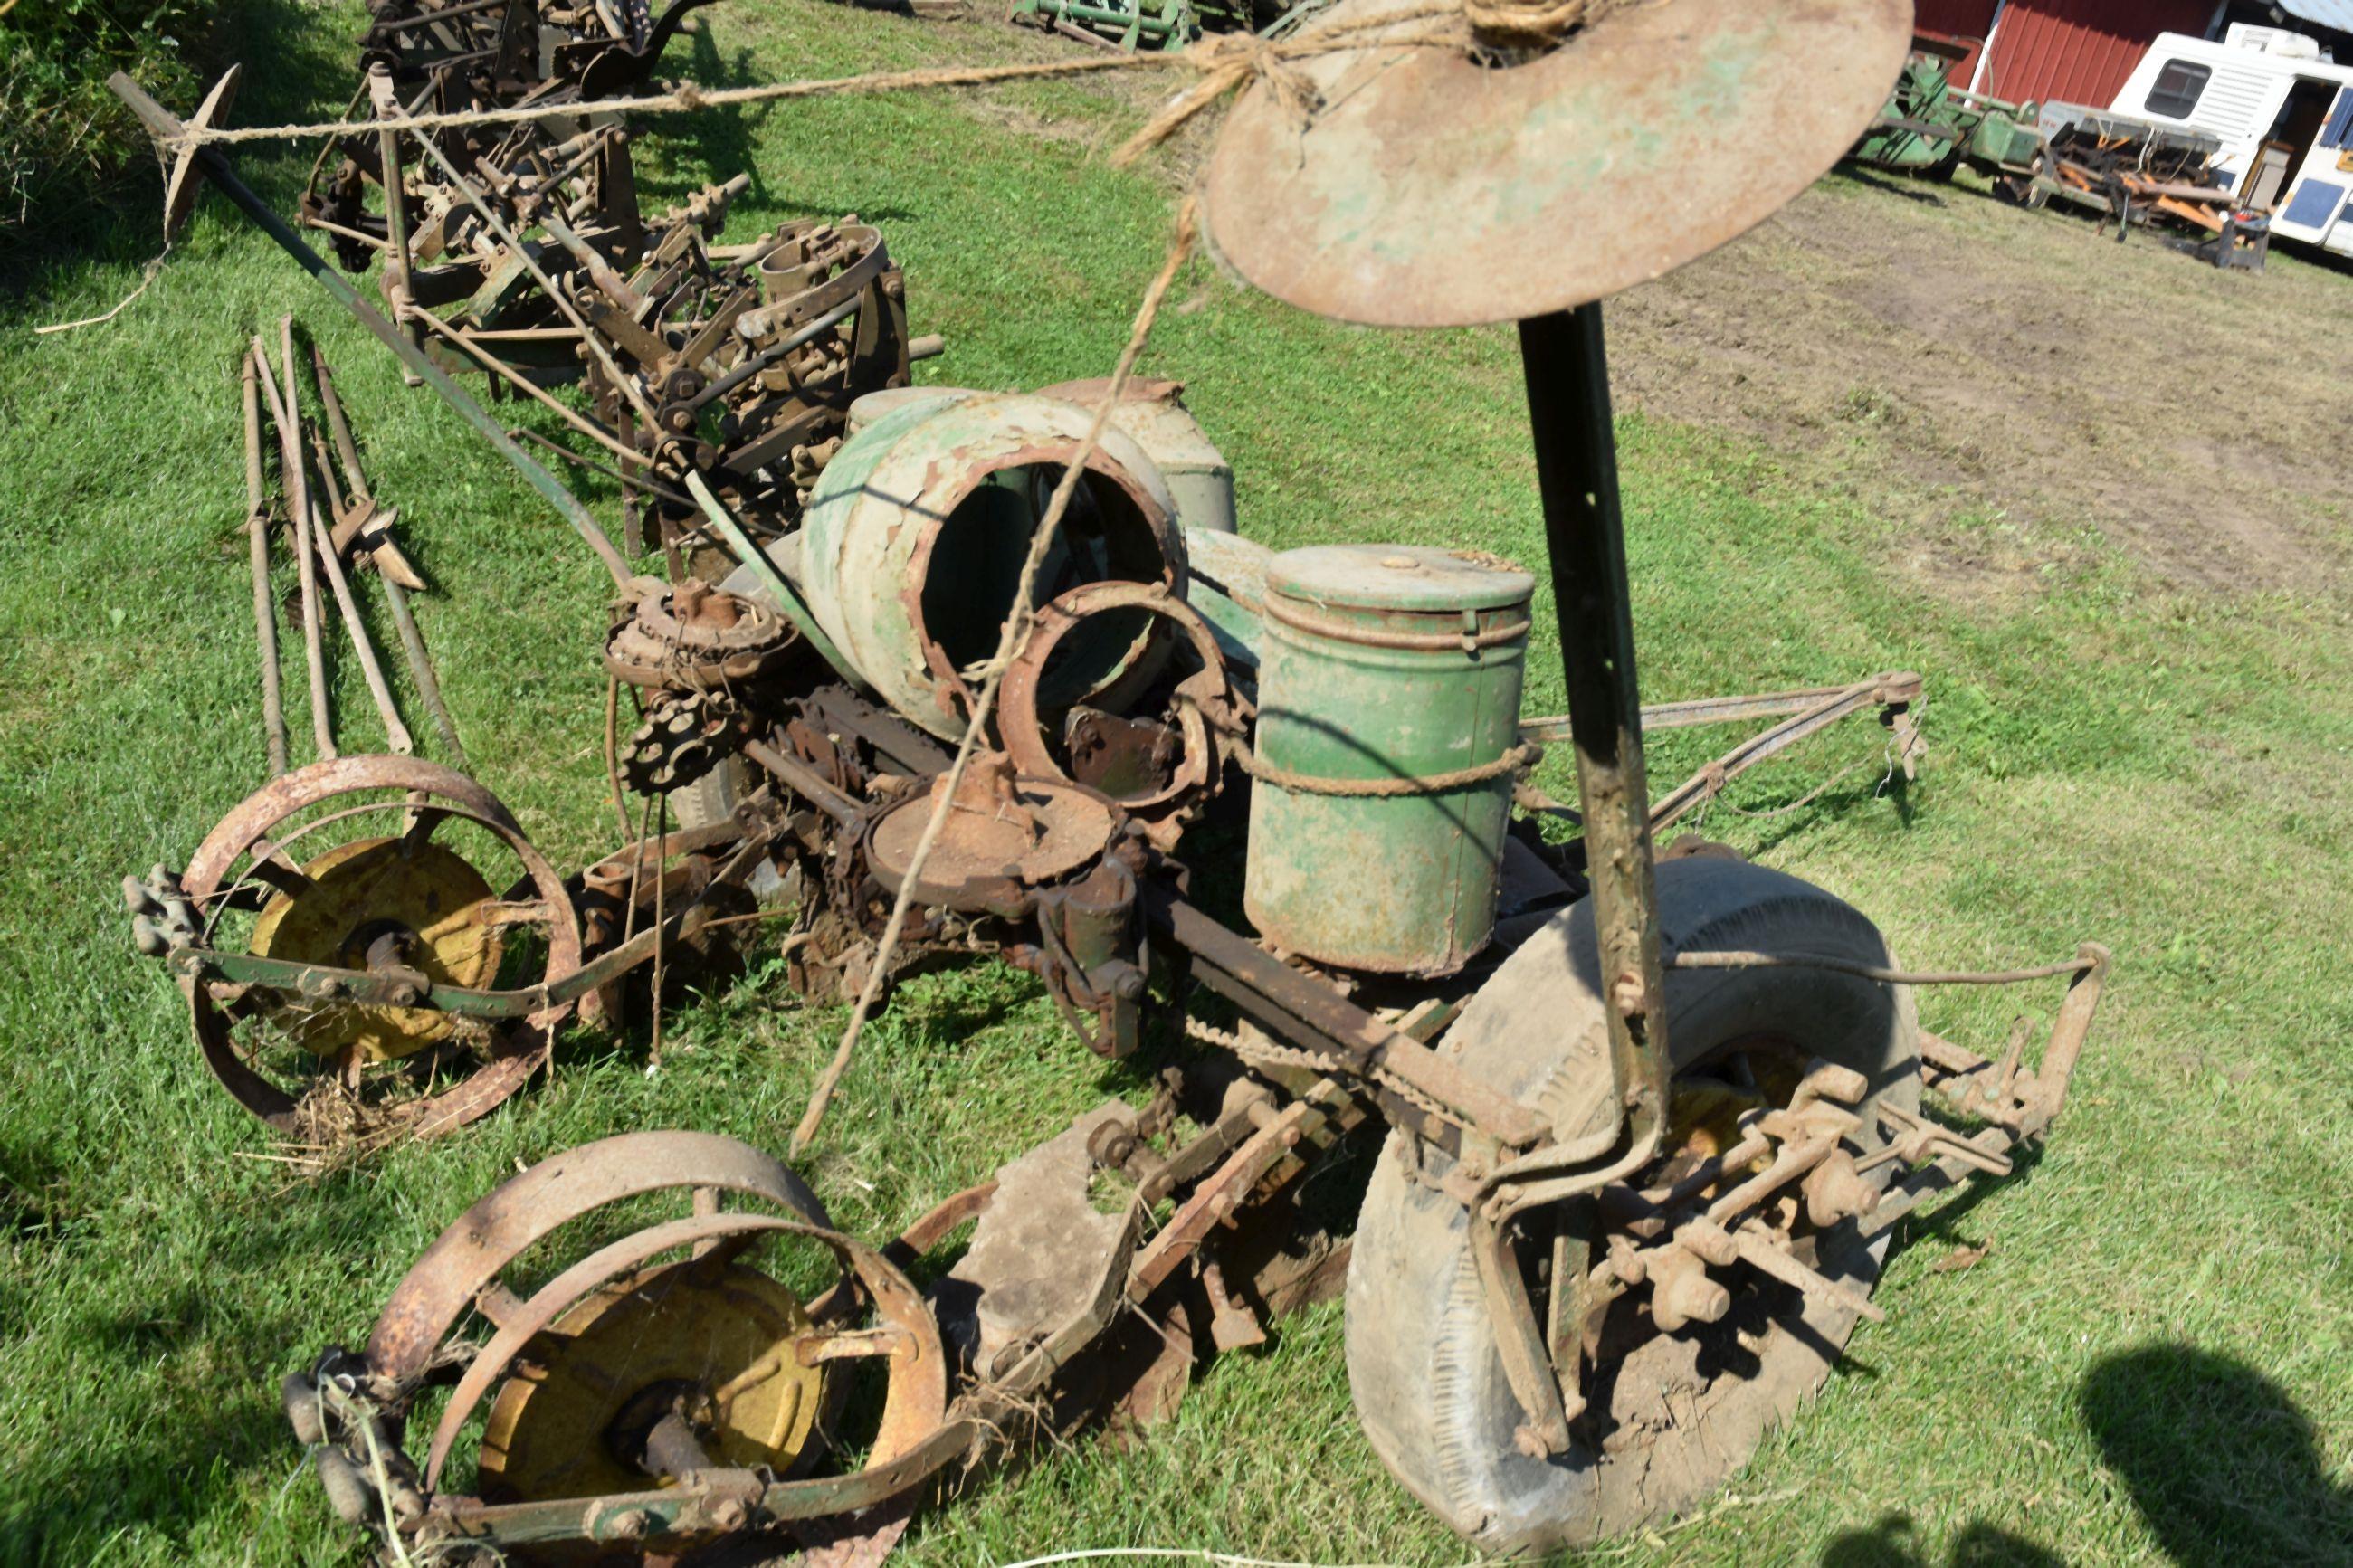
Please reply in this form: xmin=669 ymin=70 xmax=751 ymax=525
xmin=1850 ymin=39 xmax=2040 ymax=178
xmin=797 ymin=392 xmax=1184 ymax=741
xmin=682 ymin=472 xmax=865 ymax=689
xmin=1243 ymin=545 xmax=1533 ymax=976
xmin=1007 ymin=0 xmax=1199 ymax=51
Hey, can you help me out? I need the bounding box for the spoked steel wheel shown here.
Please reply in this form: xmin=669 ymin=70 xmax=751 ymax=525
xmin=177 ymin=757 xmax=582 ymax=1145
xmin=1346 ymin=858 xmax=1921 ymax=1551
xmin=355 ymin=1132 xmax=948 ymax=1567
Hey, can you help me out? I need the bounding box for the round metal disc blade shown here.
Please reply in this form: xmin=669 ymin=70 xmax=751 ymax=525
xmin=164 ymin=65 xmax=242 ymax=242
xmin=1199 ymin=0 xmax=1910 ymax=327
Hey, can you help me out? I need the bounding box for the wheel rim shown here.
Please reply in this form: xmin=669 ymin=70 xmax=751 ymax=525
xmin=178 ymin=756 xmax=581 ymax=1139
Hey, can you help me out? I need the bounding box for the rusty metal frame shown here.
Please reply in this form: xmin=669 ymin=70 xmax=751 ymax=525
xmin=172 ymin=831 xmax=772 ymax=1022
xmin=1146 ymin=888 xmax=1548 ymax=1155
xmin=312 ymin=1060 xmax=1377 ymax=1558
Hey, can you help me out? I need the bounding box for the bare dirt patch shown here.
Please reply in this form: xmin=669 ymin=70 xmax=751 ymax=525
xmin=1605 ymin=169 xmax=2353 ymax=598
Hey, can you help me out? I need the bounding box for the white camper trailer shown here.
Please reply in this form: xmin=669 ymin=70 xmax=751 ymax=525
xmin=2110 ymin=24 xmax=2353 ymax=255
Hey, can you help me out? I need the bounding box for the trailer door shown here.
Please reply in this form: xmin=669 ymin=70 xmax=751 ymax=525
xmin=2274 ymin=81 xmax=2353 ymax=252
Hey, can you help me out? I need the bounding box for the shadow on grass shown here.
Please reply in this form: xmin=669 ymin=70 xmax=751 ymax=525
xmin=662 ymin=23 xmax=777 ymax=209
xmin=0 ymin=1165 xmax=401 ymax=1563
xmin=2081 ymin=1344 xmax=2353 ymax=1565
xmin=1823 ymin=1514 xmax=2061 ymax=1567
xmin=1834 ymin=166 xmax=1954 ymax=208
xmin=0 ymin=1399 xmax=295 ymax=1565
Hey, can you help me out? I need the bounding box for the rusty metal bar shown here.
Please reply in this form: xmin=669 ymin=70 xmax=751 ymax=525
xmin=1666 ymin=949 xmax=2096 ymax=986
xmin=254 ymin=328 xmax=337 ymax=760
xmin=286 ymin=321 xmax=414 ymax=755
xmin=312 ymin=346 xmax=468 ymax=765
xmin=1523 ymin=670 xmax=1922 ymax=739
xmin=169 ymin=833 xmax=775 ymax=1016
xmin=106 ymin=72 xmax=634 ymax=590
xmin=412 ymin=310 xmax=644 ymax=467
xmin=1862 ymin=943 xmax=2110 ymax=1234
xmin=241 ymin=350 xmax=289 ymax=775
xmin=1518 ymin=303 xmax=1669 ymax=1154
xmin=509 ymin=425 xmax=692 ymax=508
xmin=1643 ymin=679 xmax=1919 ymax=830
xmin=368 ymin=63 xmax=425 ymax=379
xmin=1147 ymin=889 xmax=1549 ymax=1149
xmin=741 ymin=739 xmax=861 ymax=825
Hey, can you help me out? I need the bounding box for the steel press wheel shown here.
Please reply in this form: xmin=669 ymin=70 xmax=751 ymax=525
xmin=1344 ymin=858 xmax=1921 ymax=1552
xmin=367 ymin=1132 xmax=948 ymax=1567
xmin=178 ymin=757 xmax=582 ymax=1145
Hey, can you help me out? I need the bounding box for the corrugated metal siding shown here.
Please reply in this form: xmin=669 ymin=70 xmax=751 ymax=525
xmin=2277 ymin=0 xmax=2353 ymax=33
xmin=1985 ymin=0 xmax=2221 ymax=107
xmin=1916 ymin=0 xmax=1999 ymax=93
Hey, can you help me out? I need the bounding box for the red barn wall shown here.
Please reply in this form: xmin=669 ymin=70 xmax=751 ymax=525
xmin=1915 ymin=0 xmax=2001 ymax=90
xmin=1979 ymin=0 xmax=2220 ymax=108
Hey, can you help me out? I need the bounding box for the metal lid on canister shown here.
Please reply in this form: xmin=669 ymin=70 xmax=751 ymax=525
xmin=1266 ymin=545 xmax=1532 ymax=614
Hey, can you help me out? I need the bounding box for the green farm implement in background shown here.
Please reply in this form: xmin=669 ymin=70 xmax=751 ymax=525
xmin=1851 ymin=34 xmax=2042 ymax=182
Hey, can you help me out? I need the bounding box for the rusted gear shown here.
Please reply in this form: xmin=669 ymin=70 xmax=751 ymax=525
xmin=174 ymin=756 xmax=583 ymax=1141
xmin=605 ymin=579 xmax=796 ymax=689
xmin=624 ymin=688 xmax=755 ymax=794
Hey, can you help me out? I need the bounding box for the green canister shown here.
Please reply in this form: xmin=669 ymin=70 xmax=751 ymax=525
xmin=1243 ymin=545 xmax=1535 ymax=976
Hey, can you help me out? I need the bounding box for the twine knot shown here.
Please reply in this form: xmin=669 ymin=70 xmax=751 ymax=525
xmin=1110 ymin=32 xmax=1318 ymax=166
xmin=1462 ymin=0 xmax=1627 ymax=51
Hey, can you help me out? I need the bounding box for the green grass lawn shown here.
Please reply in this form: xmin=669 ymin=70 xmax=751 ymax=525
xmin=5 ymin=5 xmax=2351 ymax=1563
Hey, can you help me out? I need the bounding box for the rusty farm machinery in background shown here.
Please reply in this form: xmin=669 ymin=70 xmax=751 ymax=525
xmin=297 ymin=0 xmax=939 ymax=564
xmin=115 ymin=0 xmax=2118 ymax=1557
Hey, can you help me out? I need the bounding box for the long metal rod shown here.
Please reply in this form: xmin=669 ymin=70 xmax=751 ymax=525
xmin=1522 ymin=670 xmax=1922 ymax=739
xmin=382 ymin=575 xmax=464 ymax=765
xmin=510 ymin=424 xmax=692 ymax=508
xmin=412 ymin=310 xmax=644 ymax=467
xmin=370 ymin=62 xmax=426 ymax=380
xmin=1147 ymin=889 xmax=1550 ymax=1149
xmin=306 ymin=423 xmax=419 ymax=755
xmin=1517 ymin=304 xmax=1670 ymax=1148
xmin=310 ymin=346 xmax=469 ymax=764
xmin=108 ymin=72 xmax=634 ymax=590
xmin=288 ymin=322 xmax=415 ymax=755
xmin=256 ymin=328 xmax=337 ymax=760
xmin=309 ymin=342 xmax=423 ymax=584
xmin=242 ymin=351 xmax=289 ymax=775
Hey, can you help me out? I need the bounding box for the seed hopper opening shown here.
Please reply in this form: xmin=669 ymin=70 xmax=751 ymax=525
xmin=918 ymin=459 xmax=1173 ymax=700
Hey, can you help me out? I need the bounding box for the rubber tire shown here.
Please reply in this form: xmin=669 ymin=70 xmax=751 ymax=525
xmin=1344 ymin=858 xmax=1920 ymax=1553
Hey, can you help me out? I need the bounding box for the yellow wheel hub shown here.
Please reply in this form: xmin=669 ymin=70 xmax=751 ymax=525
xmin=478 ymin=1259 xmax=825 ymax=1505
xmin=249 ymin=836 xmax=501 ymax=1062
xmin=1661 ymin=1044 xmax=1807 ymax=1214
